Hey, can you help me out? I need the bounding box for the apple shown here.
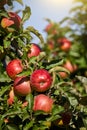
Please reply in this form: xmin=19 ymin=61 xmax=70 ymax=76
xmin=47 ymin=40 xmax=54 ymax=50
xmin=44 ymin=23 xmax=53 ymax=33
xmin=13 ymin=76 xmax=31 ymax=96
xmin=22 ymin=101 xmax=28 ymax=108
xmin=27 ymin=43 xmax=41 ymax=58
xmin=8 ymin=12 xmax=21 ymax=28
xmin=63 ymin=60 xmax=74 ymax=73
xmin=44 ymin=23 xmax=57 ymax=34
xmin=1 ymin=12 xmax=21 ymax=30
xmin=6 ymin=59 xmax=23 ymax=79
xmin=59 ymin=71 xmax=68 ymax=79
xmin=58 ymin=38 xmax=71 ymax=51
xmin=30 ymin=69 xmax=52 ymax=92
xmin=33 ymin=94 xmax=53 ymax=113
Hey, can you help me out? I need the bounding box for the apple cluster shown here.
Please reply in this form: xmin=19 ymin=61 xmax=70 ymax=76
xmin=6 ymin=43 xmax=53 ymax=113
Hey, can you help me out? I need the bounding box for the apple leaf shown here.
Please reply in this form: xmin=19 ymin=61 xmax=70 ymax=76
xmin=26 ymin=93 xmax=34 ymax=111
xmin=22 ymin=6 xmax=31 ymax=23
xmin=23 ymin=120 xmax=34 ymax=130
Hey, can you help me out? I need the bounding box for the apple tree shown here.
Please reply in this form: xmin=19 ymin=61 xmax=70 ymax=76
xmin=0 ymin=0 xmax=87 ymax=130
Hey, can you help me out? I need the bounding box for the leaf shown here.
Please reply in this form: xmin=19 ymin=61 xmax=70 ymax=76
xmin=49 ymin=66 xmax=70 ymax=74
xmin=6 ymin=124 xmax=19 ymax=130
xmin=76 ymin=76 xmax=87 ymax=85
xmin=22 ymin=6 xmax=31 ymax=23
xmin=26 ymin=26 xmax=44 ymax=44
xmin=0 ymin=85 xmax=10 ymax=97
xmin=46 ymin=59 xmax=64 ymax=69
xmin=26 ymin=93 xmax=34 ymax=111
xmin=82 ymin=118 xmax=87 ymax=130
xmin=52 ymin=105 xmax=64 ymax=116
xmin=23 ymin=120 xmax=34 ymax=130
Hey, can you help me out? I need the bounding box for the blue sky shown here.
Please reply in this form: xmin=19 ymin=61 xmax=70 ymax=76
xmin=14 ymin=0 xmax=73 ymax=42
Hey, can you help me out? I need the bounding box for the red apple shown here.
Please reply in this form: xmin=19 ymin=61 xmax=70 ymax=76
xmin=47 ymin=40 xmax=54 ymax=50
xmin=22 ymin=101 xmax=28 ymax=108
xmin=58 ymin=38 xmax=71 ymax=51
xmin=30 ymin=69 xmax=52 ymax=92
xmin=1 ymin=18 xmax=14 ymax=28
xmin=8 ymin=12 xmax=21 ymax=28
xmin=44 ymin=23 xmax=53 ymax=32
xmin=44 ymin=23 xmax=57 ymax=34
xmin=13 ymin=76 xmax=31 ymax=96
xmin=6 ymin=59 xmax=23 ymax=79
xmin=59 ymin=71 xmax=68 ymax=79
xmin=27 ymin=43 xmax=41 ymax=58
xmin=1 ymin=12 xmax=21 ymax=30
xmin=63 ymin=60 xmax=74 ymax=73
xmin=33 ymin=94 xmax=53 ymax=113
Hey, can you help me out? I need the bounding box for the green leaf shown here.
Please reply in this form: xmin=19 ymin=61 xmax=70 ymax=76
xmin=26 ymin=26 xmax=44 ymax=44
xmin=23 ymin=120 xmax=34 ymax=130
xmin=22 ymin=6 xmax=31 ymax=23
xmin=76 ymin=76 xmax=87 ymax=85
xmin=46 ymin=59 xmax=64 ymax=69
xmin=49 ymin=66 xmax=70 ymax=74
xmin=6 ymin=124 xmax=19 ymax=130
xmin=0 ymin=85 xmax=10 ymax=97
xmin=26 ymin=93 xmax=34 ymax=111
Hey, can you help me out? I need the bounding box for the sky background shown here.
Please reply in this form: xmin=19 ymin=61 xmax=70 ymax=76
xmin=14 ymin=0 xmax=74 ymax=42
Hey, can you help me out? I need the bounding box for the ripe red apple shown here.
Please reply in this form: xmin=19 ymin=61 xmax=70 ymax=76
xmin=63 ymin=60 xmax=74 ymax=73
xmin=30 ymin=69 xmax=52 ymax=92
xmin=6 ymin=59 xmax=23 ymax=79
xmin=8 ymin=12 xmax=21 ymax=28
xmin=27 ymin=43 xmax=41 ymax=58
xmin=58 ymin=38 xmax=71 ymax=51
xmin=13 ymin=76 xmax=31 ymax=96
xmin=1 ymin=12 xmax=21 ymax=30
xmin=33 ymin=94 xmax=53 ymax=113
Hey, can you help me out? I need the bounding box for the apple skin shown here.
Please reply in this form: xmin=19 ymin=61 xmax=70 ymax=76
xmin=30 ymin=69 xmax=52 ymax=92
xmin=1 ymin=12 xmax=21 ymax=30
xmin=33 ymin=94 xmax=53 ymax=113
xmin=58 ymin=38 xmax=71 ymax=51
xmin=6 ymin=59 xmax=23 ymax=80
xmin=47 ymin=40 xmax=54 ymax=50
xmin=44 ymin=23 xmax=53 ymax=32
xmin=13 ymin=76 xmax=31 ymax=96
xmin=27 ymin=43 xmax=41 ymax=58
xmin=59 ymin=71 xmax=68 ymax=79
xmin=8 ymin=12 xmax=21 ymax=28
xmin=63 ymin=60 xmax=74 ymax=73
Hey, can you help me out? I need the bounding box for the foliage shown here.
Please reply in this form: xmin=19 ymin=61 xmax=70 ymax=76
xmin=0 ymin=0 xmax=87 ymax=130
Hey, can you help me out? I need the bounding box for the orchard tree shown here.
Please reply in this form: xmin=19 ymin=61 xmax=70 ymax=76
xmin=0 ymin=0 xmax=87 ymax=130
